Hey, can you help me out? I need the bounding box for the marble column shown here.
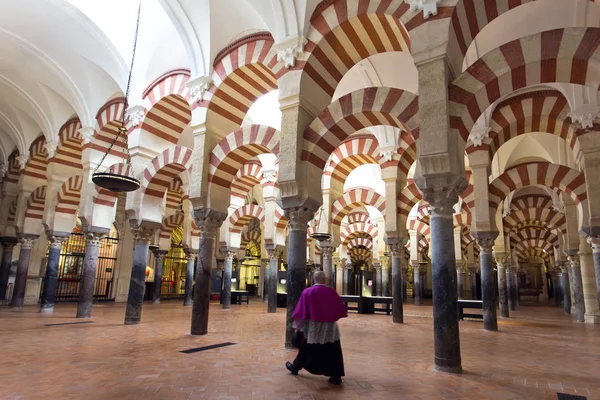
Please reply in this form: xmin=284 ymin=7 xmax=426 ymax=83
xmin=412 ymin=263 xmax=422 ymax=305
xmin=266 ymin=248 xmax=278 ymax=313
xmin=374 ymin=263 xmax=382 ymax=296
xmin=10 ymin=234 xmax=39 ymax=309
xmin=151 ymin=249 xmax=167 ymax=304
xmin=495 ymin=257 xmax=509 ymax=318
xmin=580 ymin=237 xmax=600 ymax=323
xmin=0 ymin=237 xmax=18 ymax=302
xmin=124 ymin=223 xmax=156 ymax=325
xmin=476 ymin=234 xmax=498 ymax=331
xmin=540 ymin=265 xmax=549 ymax=304
xmin=76 ymin=232 xmax=106 ymax=318
xmin=402 ymin=255 xmax=409 ymax=302
xmin=191 ymin=217 xmax=222 ymax=335
xmin=456 ymin=265 xmax=465 ymax=300
xmin=506 ymin=265 xmax=517 ymax=311
xmin=40 ymin=234 xmax=69 ymax=313
xmin=468 ymin=265 xmax=478 ymax=300
xmin=560 ymin=264 xmax=571 ymax=315
xmin=183 ymin=249 xmax=198 ymax=307
xmin=222 ymin=250 xmax=235 ymax=310
xmin=321 ymin=245 xmax=333 ymax=287
xmin=390 ymin=243 xmax=403 ymax=323
xmin=429 ymin=196 xmax=462 ymax=373
xmin=343 ymin=263 xmax=352 ymax=295
xmin=283 ymin=208 xmax=313 ymax=348
xmin=514 ymin=269 xmax=520 ymax=307
xmin=587 ymin=236 xmax=600 ymax=311
xmin=382 ymin=265 xmax=391 ymax=297
xmin=552 ymin=267 xmax=563 ymax=307
xmin=567 ymin=253 xmax=585 ymax=322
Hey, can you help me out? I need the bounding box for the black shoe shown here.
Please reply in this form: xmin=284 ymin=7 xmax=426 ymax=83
xmin=286 ymin=361 xmax=298 ymax=375
xmin=328 ymin=377 xmax=342 ymax=385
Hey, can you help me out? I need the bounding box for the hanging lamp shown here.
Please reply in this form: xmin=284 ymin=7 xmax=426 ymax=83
xmin=92 ymin=1 xmax=142 ymax=193
xmin=310 ymin=206 xmax=332 ymax=242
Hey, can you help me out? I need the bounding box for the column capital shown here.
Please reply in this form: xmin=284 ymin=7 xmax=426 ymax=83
xmin=0 ymin=236 xmax=19 ymax=250
xmin=130 ymin=221 xmax=159 ymax=244
xmin=222 ymin=249 xmax=236 ymax=261
xmin=321 ymin=245 xmax=334 ymax=260
xmin=192 ymin=209 xmax=226 ymax=239
xmin=84 ymin=230 xmax=107 ymax=247
xmin=567 ymin=253 xmax=581 ymax=269
xmin=284 ymin=206 xmax=316 ymax=231
xmin=19 ymin=234 xmax=39 ymax=250
xmin=473 ymin=231 xmax=498 ymax=254
xmin=185 ymin=249 xmax=199 ymax=261
xmin=587 ymin=235 xmax=600 ymax=253
xmin=152 ymin=249 xmax=168 ymax=261
xmin=493 ymin=255 xmax=507 ymax=269
xmin=345 ymin=262 xmax=353 ymax=270
xmin=46 ymin=232 xmax=70 ymax=249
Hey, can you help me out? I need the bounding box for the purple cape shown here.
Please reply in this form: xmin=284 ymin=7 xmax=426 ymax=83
xmin=292 ymin=284 xmax=348 ymax=323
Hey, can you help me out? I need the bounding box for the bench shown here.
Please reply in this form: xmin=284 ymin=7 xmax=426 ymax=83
xmin=231 ymin=290 xmax=250 ymax=305
xmin=367 ymin=296 xmax=393 ymax=315
xmin=458 ymin=299 xmax=483 ymax=320
xmin=340 ymin=295 xmax=360 ymax=312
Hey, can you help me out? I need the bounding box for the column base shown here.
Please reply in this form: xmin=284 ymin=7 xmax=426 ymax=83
xmin=191 ymin=329 xmax=208 ymax=336
xmin=40 ymin=305 xmax=54 ymax=314
xmin=434 ymin=364 xmax=463 ymax=374
xmin=585 ymin=314 xmax=600 ymax=324
xmin=124 ymin=319 xmax=141 ymax=326
xmin=76 ymin=315 xmax=92 ymax=319
xmin=184 ymin=301 xmax=192 ymax=307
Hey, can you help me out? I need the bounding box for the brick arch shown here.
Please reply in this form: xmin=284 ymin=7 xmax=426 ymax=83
xmin=3 ymin=150 xmax=21 ymax=185
xmin=518 ymin=246 xmax=551 ymax=263
xmin=208 ymin=125 xmax=280 ymax=190
xmin=513 ymin=238 xmax=554 ymax=257
xmin=397 ymin=180 xmax=422 ymax=218
xmin=241 ymin=230 xmax=262 ymax=249
xmin=55 ymin=175 xmax=83 ymax=217
xmin=488 ymin=163 xmax=588 ymax=226
xmin=166 ymin=177 xmax=185 ymax=213
xmin=349 ymin=246 xmax=372 ymax=262
xmin=416 ymin=203 xmax=430 ymax=224
xmin=90 ymin=98 xmax=127 ymax=158
xmin=341 ymin=222 xmax=378 ymax=245
xmin=322 ymin=134 xmax=381 ymax=190
xmin=159 ymin=213 xmax=184 ymax=241
xmin=25 ymin=185 xmax=46 ymax=221
xmin=7 ymin=197 xmax=17 ymax=226
xmin=229 ymin=205 xmax=266 ymax=234
xmin=303 ymin=87 xmax=419 ymax=170
xmin=231 ymin=160 xmax=264 ymax=202
xmin=347 ymin=211 xmax=370 ymax=224
xmin=465 ymin=90 xmax=576 ymax=158
xmin=141 ymin=146 xmax=193 ymax=192
xmin=347 ymin=237 xmax=373 ymax=251
xmin=206 ymin=33 xmax=280 ymax=135
xmin=383 ymin=132 xmax=417 ymax=179
xmin=142 ymin=70 xmax=191 ymax=107
xmin=139 ymin=93 xmax=192 ymax=147
xmin=301 ymin=4 xmax=411 ymax=110
xmin=24 ymin=135 xmax=47 ymax=180
xmin=511 ymin=226 xmax=559 ymax=246
xmin=449 ymin=28 xmax=600 ymax=144
xmin=331 ymin=187 xmax=385 ymax=226
xmin=54 ymin=117 xmax=82 ymax=169
xmin=407 ymin=219 xmax=431 ymax=242
xmin=447 ymin=0 xmax=600 ymax=74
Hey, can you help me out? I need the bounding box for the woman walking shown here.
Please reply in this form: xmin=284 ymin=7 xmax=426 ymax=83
xmin=285 ymin=271 xmax=347 ymax=384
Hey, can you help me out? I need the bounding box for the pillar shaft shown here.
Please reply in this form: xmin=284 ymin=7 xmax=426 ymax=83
xmin=321 ymin=245 xmax=333 ymax=287
xmin=382 ymin=267 xmax=391 ymax=297
xmin=222 ymin=251 xmax=235 ymax=310
xmin=390 ymin=247 xmax=403 ymax=323
xmin=191 ymin=217 xmax=221 ymax=335
xmin=506 ymin=267 xmax=516 ymax=311
xmin=413 ymin=265 xmax=422 ymax=305
xmin=402 ymin=259 xmax=408 ymax=302
xmin=0 ymin=237 xmax=17 ymax=302
xmin=76 ymin=233 xmax=104 ymax=318
xmin=561 ymin=266 xmax=571 ymax=314
xmin=588 ymin=237 xmax=600 ymax=311
xmin=568 ymin=254 xmax=585 ymax=322
xmin=267 ymin=249 xmax=278 ymax=313
xmin=374 ymin=265 xmax=382 ymax=296
xmin=284 ymin=208 xmax=313 ymax=348
xmin=124 ymin=237 xmax=152 ymax=325
xmin=152 ymin=250 xmax=167 ymax=304
xmin=468 ymin=267 xmax=478 ymax=300
xmin=184 ymin=250 xmax=197 ymax=307
xmin=429 ymin=199 xmax=461 ymax=373
xmin=343 ymin=264 xmax=351 ymax=295
xmin=553 ymin=270 xmax=563 ymax=307
xmin=580 ymin=238 xmax=600 ymax=323
xmin=496 ymin=259 xmax=509 ymax=318
xmin=456 ymin=267 xmax=464 ymax=300
xmin=10 ymin=235 xmax=38 ymax=308
xmin=476 ymin=234 xmax=498 ymax=331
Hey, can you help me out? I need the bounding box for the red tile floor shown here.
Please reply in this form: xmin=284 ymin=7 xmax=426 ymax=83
xmin=0 ymin=300 xmax=598 ymax=400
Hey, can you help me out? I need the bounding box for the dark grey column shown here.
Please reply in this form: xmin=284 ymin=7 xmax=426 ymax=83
xmin=183 ymin=250 xmax=197 ymax=307
xmin=402 ymin=258 xmax=408 ymax=302
xmin=456 ymin=266 xmax=464 ymax=300
xmin=552 ymin=267 xmax=563 ymax=307
xmin=468 ymin=265 xmax=478 ymax=300
xmin=413 ymin=264 xmax=422 ymax=305
xmin=76 ymin=232 xmax=106 ymax=318
xmin=10 ymin=234 xmax=39 ymax=309
xmin=151 ymin=249 xmax=167 ymax=304
xmin=343 ymin=263 xmax=351 ymax=295
xmin=476 ymin=233 xmax=498 ymax=331
xmin=0 ymin=237 xmax=18 ymax=302
xmin=587 ymin=237 xmax=600 ymax=311
xmin=191 ymin=216 xmax=222 ymax=335
xmin=389 ymin=243 xmax=403 ymax=323
xmin=40 ymin=235 xmax=66 ymax=314
xmin=567 ymin=254 xmax=585 ymax=322
xmin=283 ymin=208 xmax=313 ymax=348
xmin=222 ymin=250 xmax=235 ymax=309
xmin=429 ymin=198 xmax=462 ymax=373
xmin=506 ymin=265 xmax=516 ymax=311
xmin=560 ymin=264 xmax=571 ymax=314
xmin=321 ymin=244 xmax=333 ymax=287
xmin=514 ymin=270 xmax=520 ymax=307
xmin=124 ymin=222 xmax=156 ymax=325
xmin=266 ymin=248 xmax=278 ymax=313
xmin=496 ymin=257 xmax=509 ymax=318
xmin=374 ymin=263 xmax=382 ymax=296
xmin=382 ymin=265 xmax=391 ymax=297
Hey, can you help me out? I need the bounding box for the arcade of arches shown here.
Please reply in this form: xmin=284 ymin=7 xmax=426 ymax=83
xmin=1 ymin=0 xmax=600 ymax=396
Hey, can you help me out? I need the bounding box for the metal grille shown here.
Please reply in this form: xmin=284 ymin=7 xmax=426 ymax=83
xmin=41 ymin=233 xmax=119 ymax=303
xmin=161 ymin=250 xmax=187 ymax=300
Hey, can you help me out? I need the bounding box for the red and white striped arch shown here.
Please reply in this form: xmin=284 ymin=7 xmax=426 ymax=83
xmin=208 ymin=125 xmax=280 ymax=190
xmin=322 ymin=133 xmax=381 ymax=189
xmin=3 ymin=150 xmax=21 ymax=185
xmin=159 ymin=213 xmax=184 ymax=241
xmin=191 ymin=220 xmax=201 ymax=240
xmin=274 ymin=207 xmax=289 ymax=233
xmin=347 ymin=211 xmax=370 ymax=225
xmin=165 ymin=177 xmax=185 ymax=214
xmin=89 ymin=98 xmax=127 ymax=159
xmin=416 ymin=203 xmax=430 ymax=224
xmin=23 ymin=135 xmax=47 ymax=180
xmin=303 ymin=87 xmax=419 ymax=170
xmin=93 ymin=163 xmax=129 ymax=208
xmin=206 ymin=33 xmax=280 ymax=134
xmin=141 ymin=146 xmax=193 ymax=199
xmin=382 ymin=132 xmax=417 ymax=179
xmin=241 ymin=230 xmax=261 ymax=249
xmin=349 ymin=246 xmax=372 ymax=262
xmin=407 ymin=219 xmax=431 ymax=241
xmin=341 ymin=222 xmax=378 ymax=245
xmin=511 ymin=226 xmax=559 ymax=246
xmin=331 ymin=187 xmax=385 ymax=226
xmin=7 ymin=197 xmax=17 ymax=226
xmin=53 ymin=118 xmax=82 ymax=169
xmin=229 ymin=204 xmax=266 ymax=234
xmin=302 ymin=2 xmax=411 ymax=104
xmin=347 ymin=237 xmax=373 ymax=251
xmin=513 ymin=238 xmax=554 ymax=256
xmin=488 ymin=163 xmax=588 ymax=222
xmin=55 ymin=176 xmax=83 ymax=216
xmin=142 ymin=69 xmax=191 ymax=108
xmin=460 ymin=183 xmax=474 ymax=212
xmin=465 ymin=90 xmax=575 ymax=157
xmin=25 ymin=186 xmax=46 ymax=221
xmin=517 ymin=247 xmax=551 ymax=262
xmin=397 ymin=180 xmax=422 ymax=218
xmin=449 ymin=28 xmax=600 ymax=144
xmin=231 ymin=160 xmax=263 ymax=202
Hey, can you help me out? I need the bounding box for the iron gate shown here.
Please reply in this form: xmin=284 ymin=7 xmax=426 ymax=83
xmin=161 ymin=252 xmax=188 ymax=300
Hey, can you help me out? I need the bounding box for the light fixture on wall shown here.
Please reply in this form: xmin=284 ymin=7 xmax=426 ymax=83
xmin=92 ymin=1 xmax=142 ymax=193
xmin=311 ymin=206 xmax=332 ymax=242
